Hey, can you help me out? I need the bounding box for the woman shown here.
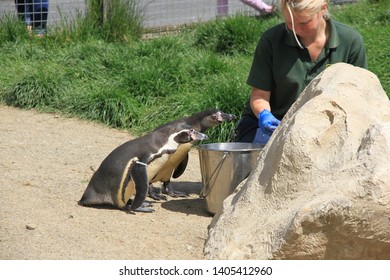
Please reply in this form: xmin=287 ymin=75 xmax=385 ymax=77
xmin=235 ymin=0 xmax=367 ymax=144
xmin=241 ymin=0 xmax=275 ymax=14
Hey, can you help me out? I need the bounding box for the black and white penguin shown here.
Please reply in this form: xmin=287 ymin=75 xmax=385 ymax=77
xmin=78 ymin=125 xmax=208 ymax=213
xmin=149 ymin=109 xmax=236 ymax=200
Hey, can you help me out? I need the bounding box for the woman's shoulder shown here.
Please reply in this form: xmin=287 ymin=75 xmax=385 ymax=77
xmin=263 ymin=22 xmax=286 ymax=36
xmin=260 ymin=22 xmax=286 ymax=42
xmin=331 ymin=19 xmax=363 ymax=39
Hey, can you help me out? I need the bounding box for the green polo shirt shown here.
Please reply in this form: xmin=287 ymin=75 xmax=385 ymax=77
xmin=245 ymin=18 xmax=367 ymax=120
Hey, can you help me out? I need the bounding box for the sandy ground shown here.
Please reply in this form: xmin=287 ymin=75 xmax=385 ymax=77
xmin=0 ymin=105 xmax=214 ymax=260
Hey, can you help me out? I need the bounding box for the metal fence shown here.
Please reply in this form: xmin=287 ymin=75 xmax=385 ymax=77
xmin=0 ymin=0 xmax=264 ymax=31
xmin=0 ymin=0 xmax=359 ymax=32
xmin=140 ymin=0 xmax=259 ymax=30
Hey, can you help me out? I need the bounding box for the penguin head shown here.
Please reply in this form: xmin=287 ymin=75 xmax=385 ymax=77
xmin=174 ymin=128 xmax=208 ymax=143
xmin=199 ymin=109 xmax=236 ymax=131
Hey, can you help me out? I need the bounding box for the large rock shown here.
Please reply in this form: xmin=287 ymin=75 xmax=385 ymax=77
xmin=204 ymin=63 xmax=390 ymax=259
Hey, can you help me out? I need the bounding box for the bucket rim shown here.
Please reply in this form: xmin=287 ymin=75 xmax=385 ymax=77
xmin=198 ymin=142 xmax=264 ymax=152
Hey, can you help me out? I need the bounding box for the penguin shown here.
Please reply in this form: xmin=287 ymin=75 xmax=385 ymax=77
xmin=78 ymin=125 xmax=208 ymax=213
xmin=148 ymin=109 xmax=236 ymax=200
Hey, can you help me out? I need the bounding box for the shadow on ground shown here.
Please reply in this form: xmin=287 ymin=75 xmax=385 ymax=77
xmin=159 ymin=181 xmax=212 ymax=217
xmin=161 ymin=198 xmax=211 ymax=217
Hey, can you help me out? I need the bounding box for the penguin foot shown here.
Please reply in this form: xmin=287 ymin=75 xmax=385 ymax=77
xmin=131 ymin=206 xmax=155 ymax=213
xmin=149 ymin=192 xmax=168 ymax=201
xmin=148 ymin=185 xmax=168 ymax=201
xmin=162 ymin=183 xmax=188 ymax=198
xmin=125 ymin=201 xmax=155 ymax=213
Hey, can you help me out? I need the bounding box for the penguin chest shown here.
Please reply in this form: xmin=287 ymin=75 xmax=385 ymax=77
xmin=152 ymin=143 xmax=193 ymax=182
xmin=147 ymin=153 xmax=171 ymax=179
xmin=165 ymin=143 xmax=192 ymax=167
xmin=147 ymin=136 xmax=182 ymax=178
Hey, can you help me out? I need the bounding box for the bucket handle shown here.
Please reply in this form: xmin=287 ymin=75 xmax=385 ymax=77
xmin=199 ymin=151 xmax=229 ymax=198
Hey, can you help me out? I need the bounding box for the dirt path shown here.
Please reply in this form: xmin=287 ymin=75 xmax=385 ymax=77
xmin=0 ymin=105 xmax=213 ymax=260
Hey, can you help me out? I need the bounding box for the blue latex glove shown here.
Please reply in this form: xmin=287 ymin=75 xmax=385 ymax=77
xmin=258 ymin=109 xmax=280 ymax=132
xmin=253 ymin=109 xmax=280 ymax=145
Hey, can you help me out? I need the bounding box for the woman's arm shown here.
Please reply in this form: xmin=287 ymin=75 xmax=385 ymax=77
xmin=250 ymin=87 xmax=272 ymax=117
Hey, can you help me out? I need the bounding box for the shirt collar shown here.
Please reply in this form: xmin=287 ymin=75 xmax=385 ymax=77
xmin=284 ymin=18 xmax=340 ymax=49
xmin=326 ymin=19 xmax=339 ymax=49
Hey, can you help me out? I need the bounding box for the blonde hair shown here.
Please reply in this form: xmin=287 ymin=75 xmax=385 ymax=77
xmin=279 ymin=0 xmax=330 ymax=19
xmin=279 ymin=0 xmax=330 ymax=49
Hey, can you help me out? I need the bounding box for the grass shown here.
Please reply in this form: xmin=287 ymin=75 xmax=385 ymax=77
xmin=0 ymin=0 xmax=389 ymax=142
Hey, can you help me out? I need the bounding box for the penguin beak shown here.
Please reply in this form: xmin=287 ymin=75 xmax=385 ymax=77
xmin=215 ymin=112 xmax=236 ymax=123
xmin=191 ymin=130 xmax=208 ymax=141
xmin=223 ymin=113 xmax=236 ymax=121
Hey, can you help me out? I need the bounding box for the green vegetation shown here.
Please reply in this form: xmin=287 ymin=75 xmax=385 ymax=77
xmin=0 ymin=0 xmax=388 ymax=142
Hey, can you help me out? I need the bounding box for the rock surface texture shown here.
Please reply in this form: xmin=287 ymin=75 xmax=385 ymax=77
xmin=204 ymin=63 xmax=390 ymax=259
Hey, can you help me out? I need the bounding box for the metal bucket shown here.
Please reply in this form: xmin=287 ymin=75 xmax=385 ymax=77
xmin=198 ymin=142 xmax=263 ymax=215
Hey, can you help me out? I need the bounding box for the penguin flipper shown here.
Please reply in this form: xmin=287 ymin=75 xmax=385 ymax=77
xmin=128 ymin=161 xmax=153 ymax=212
xmin=172 ymin=154 xmax=189 ymax=179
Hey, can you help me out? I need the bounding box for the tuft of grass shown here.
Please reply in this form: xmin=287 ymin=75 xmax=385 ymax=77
xmin=63 ymin=88 xmax=143 ymax=128
xmin=3 ymin=68 xmax=67 ymax=109
xmin=84 ymin=0 xmax=144 ymax=42
xmin=193 ymin=14 xmax=280 ymax=55
xmin=0 ymin=13 xmax=30 ymax=43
